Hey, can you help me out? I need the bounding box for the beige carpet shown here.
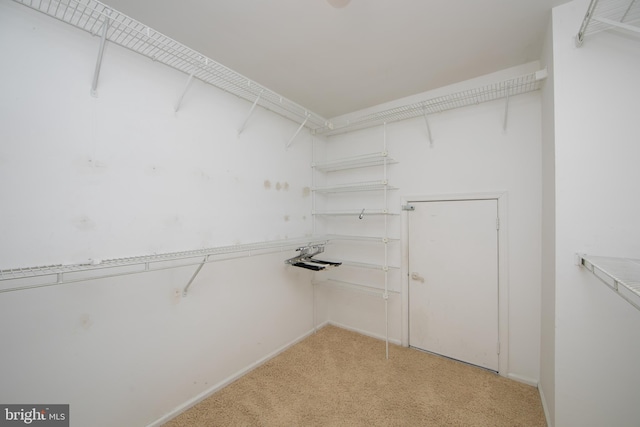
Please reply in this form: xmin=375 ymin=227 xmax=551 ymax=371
xmin=164 ymin=325 xmax=546 ymax=426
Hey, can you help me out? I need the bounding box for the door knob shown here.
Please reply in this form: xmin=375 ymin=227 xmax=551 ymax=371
xmin=411 ymin=272 xmax=425 ymax=283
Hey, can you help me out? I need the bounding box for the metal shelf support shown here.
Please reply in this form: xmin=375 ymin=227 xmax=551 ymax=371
xmin=422 ymin=108 xmax=433 ymax=146
xmin=503 ymin=83 xmax=511 ymax=131
xmin=90 ymin=12 xmax=110 ymax=97
xmin=174 ymin=71 xmax=195 ymax=112
xmin=286 ymin=113 xmax=310 ymax=149
xmin=238 ymin=90 xmax=263 ymax=135
xmin=182 ymin=257 xmax=207 ymax=297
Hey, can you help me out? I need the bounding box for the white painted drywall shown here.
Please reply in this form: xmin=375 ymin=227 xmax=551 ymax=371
xmin=552 ymin=1 xmax=640 ymax=426
xmin=539 ymin=10 xmax=556 ymax=427
xmin=0 ymin=2 xmax=321 ymax=426
xmin=317 ymin=62 xmax=543 ymax=383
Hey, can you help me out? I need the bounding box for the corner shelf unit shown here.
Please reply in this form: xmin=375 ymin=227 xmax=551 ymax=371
xmin=311 ymin=124 xmax=397 ymax=358
xmin=577 ymin=254 xmax=640 ymax=311
xmin=576 ymin=0 xmax=640 ymax=46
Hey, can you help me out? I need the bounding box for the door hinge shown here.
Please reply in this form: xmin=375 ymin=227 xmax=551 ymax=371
xmin=402 ymin=204 xmax=416 ymax=211
xmin=496 ymin=217 xmax=500 ymax=230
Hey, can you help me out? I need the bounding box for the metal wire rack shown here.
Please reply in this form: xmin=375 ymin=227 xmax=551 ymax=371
xmin=312 ymin=181 xmax=397 ymax=193
xmin=312 ymin=152 xmax=397 ymax=172
xmin=577 ymin=254 xmax=640 ymax=311
xmin=0 ymin=237 xmax=329 ymax=293
xmin=312 ymin=279 xmax=401 ymax=298
xmin=12 ymin=0 xmax=330 ymax=132
xmin=577 ymin=0 xmax=640 ymax=46
xmin=316 ymin=70 xmax=548 ymax=136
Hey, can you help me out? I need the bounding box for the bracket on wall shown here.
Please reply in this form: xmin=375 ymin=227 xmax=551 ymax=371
xmin=286 ymin=113 xmax=310 ymax=149
xmin=503 ymin=83 xmax=511 ymax=131
xmin=238 ymin=90 xmax=264 ymax=135
xmin=90 ymin=13 xmax=111 ymax=97
xmin=174 ymin=71 xmax=196 ymax=112
xmin=182 ymin=256 xmax=207 ymax=297
xmin=422 ymin=107 xmax=433 ymax=146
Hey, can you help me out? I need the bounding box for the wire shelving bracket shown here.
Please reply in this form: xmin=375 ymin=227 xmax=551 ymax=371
xmin=576 ymin=0 xmax=640 ymax=46
xmin=12 ymin=0 xmax=330 ymax=132
xmin=577 ymin=253 xmax=640 ymax=311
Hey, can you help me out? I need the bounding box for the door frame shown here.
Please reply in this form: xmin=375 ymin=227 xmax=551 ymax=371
xmin=401 ymin=191 xmax=509 ymax=377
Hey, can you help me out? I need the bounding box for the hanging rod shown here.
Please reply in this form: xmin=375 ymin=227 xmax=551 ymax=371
xmin=0 ymin=237 xmax=329 ymax=293
xmin=12 ymin=0 xmax=331 ymax=132
xmin=316 ymin=69 xmax=548 ymax=136
xmin=576 ymin=0 xmax=640 ymax=46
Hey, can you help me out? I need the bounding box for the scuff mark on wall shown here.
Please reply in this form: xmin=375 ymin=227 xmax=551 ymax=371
xmin=164 ymin=215 xmax=182 ymax=229
xmin=195 ymin=169 xmax=211 ymax=181
xmin=144 ymin=164 xmax=163 ymax=176
xmin=276 ymin=182 xmax=282 ymax=191
xmin=284 ymin=215 xmax=290 ymax=222
xmin=283 ymin=182 xmax=290 ymax=191
xmin=302 ymin=187 xmax=311 ymax=198
xmin=79 ymin=314 xmax=93 ymax=331
xmin=264 ymin=180 xmax=272 ymax=190
xmin=73 ymin=157 xmax=108 ymax=174
xmin=72 ymin=215 xmax=96 ymax=231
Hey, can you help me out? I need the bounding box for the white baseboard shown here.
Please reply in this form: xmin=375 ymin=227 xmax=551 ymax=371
xmin=147 ymin=327 xmax=318 ymax=427
xmin=327 ymin=321 xmax=402 ymax=346
xmin=314 ymin=319 xmax=331 ymax=331
xmin=538 ymin=384 xmax=552 ymax=427
xmin=507 ymin=373 xmax=538 ymax=388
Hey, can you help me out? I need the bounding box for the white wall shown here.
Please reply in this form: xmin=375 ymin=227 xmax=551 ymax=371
xmin=539 ymin=10 xmax=556 ymax=427
xmin=552 ymin=1 xmax=640 ymax=426
xmin=0 ymin=2 xmax=321 ymax=426
xmin=317 ymin=63 xmax=543 ymax=383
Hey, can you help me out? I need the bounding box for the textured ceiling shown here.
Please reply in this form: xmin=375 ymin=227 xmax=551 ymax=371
xmin=100 ymin=0 xmax=571 ymax=118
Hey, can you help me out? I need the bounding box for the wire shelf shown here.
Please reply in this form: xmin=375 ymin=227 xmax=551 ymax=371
xmin=312 ymin=279 xmax=400 ymax=297
xmin=0 ymin=236 xmax=329 ymax=293
xmin=577 ymin=0 xmax=640 ymax=46
xmin=312 ymin=181 xmax=397 ymax=193
xmin=578 ymin=254 xmax=640 ymax=311
xmin=12 ymin=0 xmax=330 ymax=131
xmin=312 ymin=209 xmax=397 ymax=216
xmin=312 ymin=152 xmax=397 ymax=172
xmin=325 ymin=234 xmax=399 ymax=243
xmin=319 ymin=260 xmax=399 ymax=271
xmin=316 ymin=70 xmax=547 ymax=136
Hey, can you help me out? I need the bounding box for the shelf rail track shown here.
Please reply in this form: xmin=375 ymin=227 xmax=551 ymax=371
xmin=12 ymin=0 xmax=330 ymax=133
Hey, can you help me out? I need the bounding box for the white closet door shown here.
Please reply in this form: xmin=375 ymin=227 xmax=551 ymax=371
xmin=408 ymin=199 xmax=499 ymax=371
